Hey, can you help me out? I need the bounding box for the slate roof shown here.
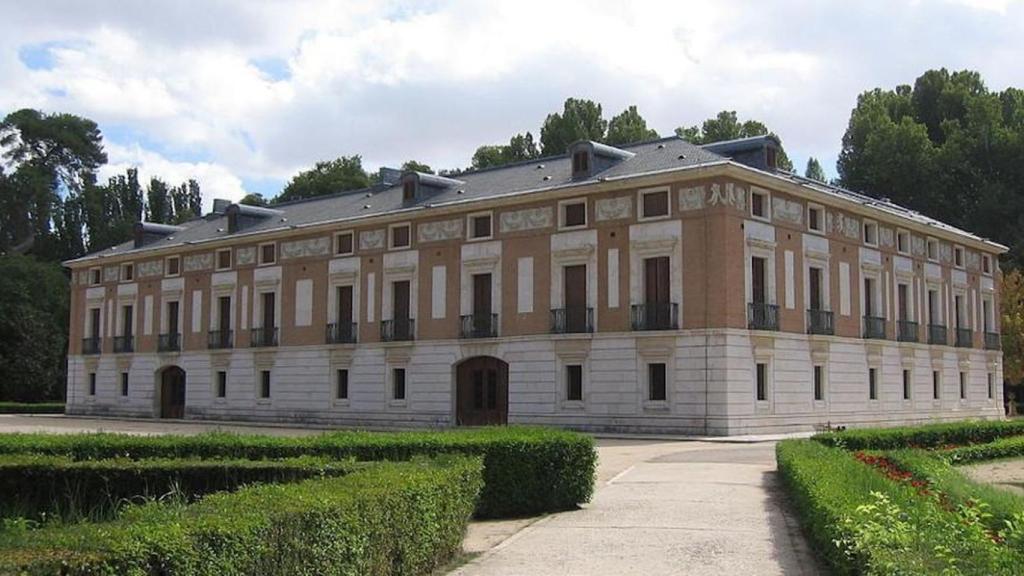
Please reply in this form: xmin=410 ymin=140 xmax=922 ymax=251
xmin=67 ymin=135 xmax=1005 ymax=265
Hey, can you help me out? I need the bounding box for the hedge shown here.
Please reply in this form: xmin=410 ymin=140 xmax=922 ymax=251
xmin=0 ymin=402 xmax=64 ymax=414
xmin=0 ymin=454 xmax=354 ymax=523
xmin=944 ymin=435 xmax=1024 ymax=465
xmin=0 ymin=457 xmax=483 ymax=576
xmin=0 ymin=426 xmax=596 ymax=518
xmin=776 ymin=440 xmax=1022 ymax=575
xmin=813 ymin=419 xmax=1024 ymax=451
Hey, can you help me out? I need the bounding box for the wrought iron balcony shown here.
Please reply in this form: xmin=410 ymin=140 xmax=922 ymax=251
xmin=748 ymin=303 xmax=779 ymax=331
xmin=112 ymin=335 xmax=134 ymax=353
xmin=985 ymin=332 xmax=1001 ymax=350
xmin=326 ymin=322 xmax=358 ymax=344
xmin=381 ymin=318 xmax=415 ymax=342
xmin=460 ymin=313 xmax=498 ymax=338
xmin=897 ymin=320 xmax=919 ymax=343
xmin=551 ymin=307 xmax=594 ymax=334
xmin=249 ymin=327 xmax=277 ymax=348
xmin=208 ymin=329 xmax=234 ymax=349
xmin=158 ymin=333 xmax=181 ymax=352
xmin=928 ymin=324 xmax=948 ymax=345
xmin=806 ymin=309 xmax=834 ymax=335
xmin=862 ymin=316 xmax=886 ymax=340
xmin=82 ymin=337 xmax=101 ymax=355
xmin=631 ymin=303 xmax=679 ymax=331
xmin=956 ymin=328 xmax=973 ymax=348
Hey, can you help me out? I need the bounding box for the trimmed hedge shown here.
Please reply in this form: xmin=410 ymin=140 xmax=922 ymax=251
xmin=0 ymin=457 xmax=482 ymax=576
xmin=0 ymin=454 xmax=354 ymax=523
xmin=945 ymin=435 xmax=1024 ymax=464
xmin=0 ymin=402 xmax=63 ymax=414
xmin=0 ymin=426 xmax=596 ymax=518
xmin=813 ymin=419 xmax=1024 ymax=450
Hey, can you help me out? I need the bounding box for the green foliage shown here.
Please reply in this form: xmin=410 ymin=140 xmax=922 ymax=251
xmin=0 ymin=255 xmax=69 ymax=402
xmin=0 ymin=402 xmax=64 ymax=414
xmin=804 ymin=157 xmax=826 ymax=182
xmin=539 ymin=98 xmax=608 ymax=155
xmin=471 ymin=132 xmax=540 ymax=169
xmin=0 ymin=426 xmax=596 ymax=518
xmin=813 ymin=419 xmax=1024 ymax=450
xmin=401 ymin=160 xmax=433 ymax=174
xmin=0 ymin=457 xmax=482 ymax=576
xmin=605 ymin=105 xmax=659 ymax=146
xmin=1002 ymin=269 xmax=1024 ymax=383
xmin=277 ymin=155 xmax=371 ymax=203
xmin=674 ymin=110 xmax=794 ymax=170
xmin=239 ymin=192 xmax=268 ymax=207
xmin=944 ymin=434 xmax=1024 ymax=464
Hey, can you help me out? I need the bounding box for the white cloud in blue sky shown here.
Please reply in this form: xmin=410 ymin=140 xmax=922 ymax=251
xmin=1 ymin=0 xmax=1022 ymax=209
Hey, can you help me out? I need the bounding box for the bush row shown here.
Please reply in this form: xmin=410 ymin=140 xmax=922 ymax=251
xmin=0 ymin=402 xmax=64 ymax=414
xmin=813 ymin=419 xmax=1024 ymax=450
xmin=776 ymin=440 xmax=1022 ymax=575
xmin=943 ymin=434 xmax=1024 ymax=464
xmin=0 ymin=426 xmax=596 ymax=518
xmin=0 ymin=457 xmax=483 ymax=576
xmin=0 ymin=454 xmax=354 ymax=523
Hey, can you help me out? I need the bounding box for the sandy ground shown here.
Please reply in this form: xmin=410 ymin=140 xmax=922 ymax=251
xmin=962 ymin=458 xmax=1024 ymax=495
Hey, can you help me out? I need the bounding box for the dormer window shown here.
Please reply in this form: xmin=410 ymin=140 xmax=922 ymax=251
xmin=403 ymin=181 xmax=416 ymax=202
xmin=572 ymin=151 xmax=589 ymax=174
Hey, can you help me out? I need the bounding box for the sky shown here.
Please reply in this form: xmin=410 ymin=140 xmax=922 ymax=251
xmin=2 ymin=0 xmax=1023 ymax=211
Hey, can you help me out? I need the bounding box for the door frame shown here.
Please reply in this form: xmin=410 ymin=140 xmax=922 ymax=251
xmin=453 ymin=356 xmax=509 ymax=426
xmin=156 ymin=365 xmax=187 ymax=419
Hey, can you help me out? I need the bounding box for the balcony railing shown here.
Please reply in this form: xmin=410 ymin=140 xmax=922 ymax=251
xmin=956 ymin=328 xmax=973 ymax=348
xmin=249 ymin=327 xmax=278 ymax=348
xmin=928 ymin=324 xmax=948 ymax=345
xmin=82 ymin=337 xmax=101 ymax=355
xmin=112 ymin=335 xmax=134 ymax=353
xmin=631 ymin=303 xmax=679 ymax=331
xmin=460 ymin=313 xmax=498 ymax=339
xmin=806 ymin=309 xmax=833 ymax=335
xmin=897 ymin=320 xmax=919 ymax=343
xmin=208 ymin=329 xmax=234 ymax=349
xmin=985 ymin=332 xmax=1001 ymax=350
xmin=748 ymin=303 xmax=779 ymax=331
xmin=326 ymin=322 xmax=358 ymax=344
xmin=381 ymin=318 xmax=415 ymax=342
xmin=158 ymin=333 xmax=181 ymax=352
xmin=551 ymin=307 xmax=594 ymax=334
xmin=863 ymin=316 xmax=886 ymax=340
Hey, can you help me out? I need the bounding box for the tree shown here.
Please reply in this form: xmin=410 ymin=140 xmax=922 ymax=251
xmin=606 ymin=105 xmax=659 ymax=146
xmin=276 ymin=156 xmax=370 ymax=203
xmin=240 ymin=193 xmax=268 ymax=207
xmin=146 ymin=177 xmax=172 ymax=223
xmin=674 ymin=110 xmax=793 ymax=170
xmin=1003 ymin=269 xmax=1024 ymax=384
xmin=169 ymin=179 xmax=201 ymax=223
xmin=804 ymin=157 xmax=826 ymax=182
xmin=471 ymin=132 xmax=541 ymax=170
xmin=539 ymin=98 xmax=607 ymax=155
xmin=401 ymin=160 xmax=433 ymax=174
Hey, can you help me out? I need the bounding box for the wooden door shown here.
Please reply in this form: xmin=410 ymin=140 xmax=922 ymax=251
xmin=564 ymin=265 xmax=587 ymax=332
xmin=456 ymin=357 xmax=508 ymax=426
xmin=644 ymin=257 xmax=670 ymax=327
xmin=160 ymin=367 xmax=186 ymax=419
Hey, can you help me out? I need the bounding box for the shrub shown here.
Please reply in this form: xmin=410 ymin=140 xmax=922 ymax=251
xmin=0 ymin=457 xmax=483 ymax=576
xmin=814 ymin=419 xmax=1024 ymax=451
xmin=0 ymin=402 xmax=64 ymax=414
xmin=0 ymin=454 xmax=354 ymax=523
xmin=945 ymin=435 xmax=1024 ymax=464
xmin=0 ymin=426 xmax=596 ymax=518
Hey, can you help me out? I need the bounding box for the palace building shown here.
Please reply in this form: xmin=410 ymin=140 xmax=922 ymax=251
xmin=63 ymin=135 xmax=1005 ymax=434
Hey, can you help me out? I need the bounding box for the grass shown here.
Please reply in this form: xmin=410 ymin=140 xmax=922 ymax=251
xmin=0 ymin=402 xmax=64 ymax=414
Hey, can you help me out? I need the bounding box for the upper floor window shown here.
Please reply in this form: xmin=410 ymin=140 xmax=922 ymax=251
xmin=572 ymin=151 xmax=589 ymax=174
xmin=259 ymin=243 xmax=276 ymax=265
xmin=561 ymin=200 xmax=587 ymax=228
xmin=807 ymin=204 xmax=824 ymax=233
xmin=402 ymin=181 xmax=415 ymax=202
xmin=954 ymin=246 xmax=965 ymax=269
xmin=216 ymin=249 xmax=232 ymax=271
xmin=468 ymin=213 xmax=492 ymax=240
xmin=926 ymin=238 xmax=939 ymax=262
xmin=640 ymin=188 xmax=669 ymax=220
xmin=121 ymin=263 xmax=134 ymax=282
xmin=89 ymin=267 xmax=102 ymax=285
xmin=896 ymin=230 xmax=910 ymax=255
xmin=863 ymin=220 xmax=878 ymax=247
xmin=166 ymin=256 xmax=180 ymax=277
xmin=390 ymin=224 xmax=411 ymax=249
xmin=982 ymin=254 xmax=992 ymax=275
xmin=335 ymin=232 xmax=354 ymax=256
xmin=750 ymin=189 xmax=769 ymax=220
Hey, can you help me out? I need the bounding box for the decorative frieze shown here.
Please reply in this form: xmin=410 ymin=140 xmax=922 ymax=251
xmin=772 ymin=197 xmax=803 ymax=225
xmin=136 ymin=260 xmax=163 ymax=278
xmin=595 ymin=197 xmax=633 ymax=221
xmin=280 ymin=237 xmax=330 ymax=260
xmin=103 ymin=266 xmax=119 ymax=282
xmin=708 ymin=183 xmax=747 ymax=210
xmin=879 ymin=227 xmax=895 ymax=248
xmin=418 ymin=218 xmax=463 ymax=243
xmin=827 ymin=212 xmax=860 ymax=240
xmin=940 ymin=243 xmax=953 ymax=264
xmin=500 ymin=206 xmax=553 ymax=233
xmin=236 ymin=247 xmax=256 ymax=266
xmin=183 ymin=253 xmax=213 ymax=273
xmin=966 ymin=251 xmax=981 ymax=272
xmin=678 ymin=187 xmax=705 ymax=211
xmin=912 ymin=236 xmax=926 ymax=258
xmin=360 ymin=229 xmax=385 ymax=251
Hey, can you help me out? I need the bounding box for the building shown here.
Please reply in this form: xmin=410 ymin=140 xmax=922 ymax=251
xmin=63 ymin=135 xmax=1005 ymax=434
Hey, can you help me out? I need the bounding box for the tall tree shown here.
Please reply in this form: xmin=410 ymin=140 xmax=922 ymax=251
xmin=539 ymin=98 xmax=607 ymax=155
xmin=240 ymin=192 xmax=268 ymax=207
xmin=169 ymin=179 xmax=201 ymax=223
xmin=674 ymin=110 xmax=794 ymax=170
xmin=471 ymin=132 xmax=540 ymax=170
xmin=146 ymin=177 xmax=172 ymax=223
xmin=276 ymin=156 xmax=370 ymax=203
xmin=401 ymin=160 xmax=433 ymax=174
xmin=804 ymin=157 xmax=826 ymax=182
xmin=605 ymin=105 xmax=659 ymax=146
xmin=1002 ymin=269 xmax=1024 ymax=385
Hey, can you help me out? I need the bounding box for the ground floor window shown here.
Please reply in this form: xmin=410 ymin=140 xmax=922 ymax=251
xmin=813 ymin=365 xmax=824 ymax=401
xmin=902 ymin=369 xmax=911 ymax=400
xmin=216 ymin=371 xmax=227 ymax=398
xmin=868 ymin=368 xmax=878 ymax=400
xmin=959 ymin=372 xmax=967 ymax=400
xmin=566 ymin=364 xmax=583 ymax=401
xmin=336 ymin=369 xmax=349 ymax=400
xmin=648 ymin=363 xmax=666 ymax=401
xmin=120 ymin=372 xmax=129 ymax=397
xmin=988 ymin=373 xmax=994 ymax=400
xmin=260 ymin=370 xmax=271 ymax=399
xmin=755 ymin=363 xmax=768 ymax=401
xmin=933 ymin=370 xmax=941 ymax=400
xmin=393 ymin=368 xmax=406 ymax=400
xmin=89 ymin=372 xmax=96 ymax=396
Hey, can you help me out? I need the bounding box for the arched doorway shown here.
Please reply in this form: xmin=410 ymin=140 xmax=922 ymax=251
xmin=159 ymin=366 xmax=186 ymax=419
xmin=455 ymin=357 xmax=508 ymax=426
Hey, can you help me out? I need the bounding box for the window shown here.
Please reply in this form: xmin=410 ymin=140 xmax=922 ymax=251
xmin=750 ymin=189 xmax=769 ymax=219
xmin=216 ymin=249 xmax=232 ymax=270
xmin=121 ymin=263 xmax=134 ymax=282
xmin=927 ymin=238 xmax=939 ymax=262
xmin=902 ymin=369 xmax=911 ymax=400
xmin=863 ymin=221 xmax=878 ymax=247
xmin=982 ymin=254 xmax=992 ymax=275
xmin=335 ymin=232 xmax=354 ymax=255
xmin=807 ymin=205 xmax=824 ymax=233
xmin=562 ymin=201 xmax=587 ymax=228
xmin=988 ymin=373 xmax=994 ymax=400
xmin=216 ymin=371 xmax=227 ymax=398
xmin=259 ymin=243 xmax=276 ymax=265
xmin=121 ymin=372 xmax=129 ymax=397
xmin=90 ymin=268 xmax=102 ymax=285
xmin=393 ymin=368 xmax=406 ymax=400
xmin=166 ymin=256 xmax=180 ymax=277
xmin=959 ymin=372 xmax=967 ymax=400
xmin=561 ymin=364 xmax=583 ymax=402
xmin=403 ymin=181 xmax=415 ymax=202
xmin=868 ymin=367 xmax=878 ymax=400
xmin=259 ymin=370 xmax=271 ymax=398
xmin=640 ymin=188 xmax=669 ymax=219
xmin=469 ymin=213 xmax=492 ymax=240
xmin=336 ymin=369 xmax=349 ymax=400
xmin=648 ymin=363 xmax=667 ymax=401
xmin=88 ymin=372 xmax=96 ymax=396
xmin=813 ymin=365 xmax=824 ymax=401
xmin=954 ymin=246 xmax=965 ymax=268
xmin=933 ymin=370 xmax=941 ymax=399
xmin=756 ymin=363 xmax=768 ymax=401
xmin=896 ymin=230 xmax=910 ymax=255
xmin=390 ymin=224 xmax=411 ymax=249
xmin=572 ymin=150 xmax=589 ymax=174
